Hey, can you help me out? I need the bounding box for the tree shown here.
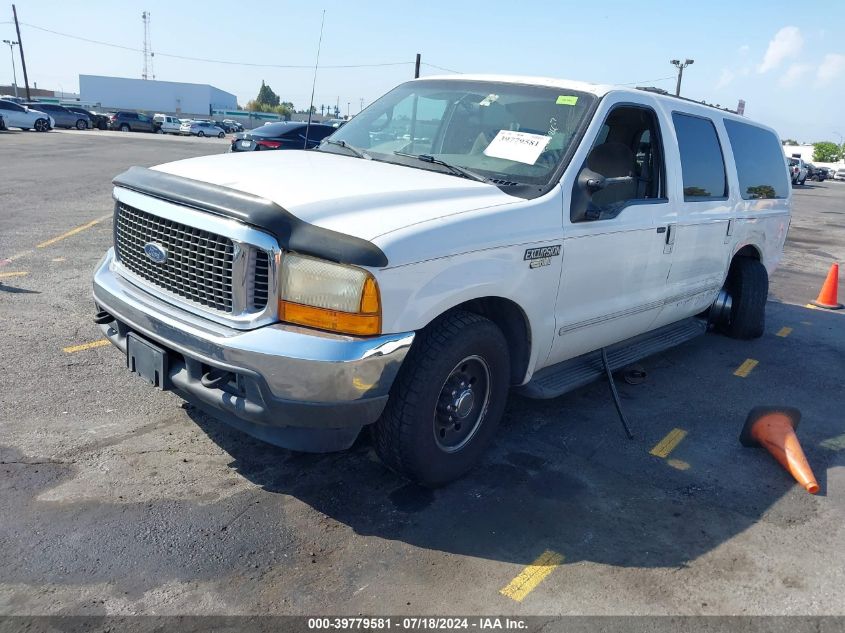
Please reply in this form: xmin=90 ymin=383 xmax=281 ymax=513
xmin=255 ymin=81 xmax=280 ymax=108
xmin=813 ymin=141 xmax=841 ymax=163
xmin=781 ymin=138 xmax=799 ymax=146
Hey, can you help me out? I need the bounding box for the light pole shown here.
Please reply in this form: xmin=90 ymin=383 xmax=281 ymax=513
xmin=670 ymin=58 xmax=694 ymax=97
xmin=2 ymin=39 xmax=19 ymax=97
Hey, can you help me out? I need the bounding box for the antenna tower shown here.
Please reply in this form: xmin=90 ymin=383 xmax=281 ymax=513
xmin=142 ymin=11 xmax=154 ymax=80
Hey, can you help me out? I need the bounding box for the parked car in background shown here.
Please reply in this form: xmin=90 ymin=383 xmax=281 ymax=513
xmin=63 ymin=106 xmax=106 ymax=130
xmin=109 ymin=111 xmax=155 ymax=132
xmin=229 ymin=121 xmax=335 ymax=152
xmin=0 ymin=99 xmax=53 ymax=131
xmin=86 ymin=110 xmax=111 ymax=130
xmin=0 ymin=113 xmax=6 ymax=130
xmin=153 ymin=113 xmax=182 ymax=134
xmin=787 ymin=157 xmax=808 ymax=185
xmin=222 ymin=119 xmax=243 ymax=132
xmin=834 ymin=168 xmax=845 ymax=181
xmin=24 ymin=102 xmax=89 ymax=129
xmin=0 ymin=94 xmax=26 ymax=104
xmin=325 ymin=118 xmax=347 ymax=128
xmin=180 ymin=120 xmax=226 ymax=137
xmin=806 ymin=163 xmax=826 ymax=181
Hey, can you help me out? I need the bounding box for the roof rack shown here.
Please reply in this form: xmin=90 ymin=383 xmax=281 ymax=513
xmin=635 ymin=86 xmax=739 ymax=114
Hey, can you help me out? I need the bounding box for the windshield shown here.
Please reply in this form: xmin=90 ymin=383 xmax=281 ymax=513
xmin=321 ymin=79 xmax=595 ymax=187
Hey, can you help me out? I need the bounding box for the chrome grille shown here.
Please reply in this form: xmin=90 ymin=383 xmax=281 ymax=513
xmin=115 ymin=203 xmax=235 ymax=312
xmin=253 ymin=251 xmax=269 ymax=309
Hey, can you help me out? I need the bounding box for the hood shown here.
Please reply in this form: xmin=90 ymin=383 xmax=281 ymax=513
xmin=151 ymin=150 xmax=520 ymax=242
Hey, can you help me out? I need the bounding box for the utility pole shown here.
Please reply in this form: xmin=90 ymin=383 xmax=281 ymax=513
xmin=12 ymin=5 xmax=31 ymax=100
xmin=670 ymin=58 xmax=694 ymax=96
xmin=359 ymin=97 xmax=364 ymax=113
xmin=414 ymin=53 xmax=421 ymax=79
xmin=142 ymin=11 xmax=154 ymax=80
xmin=2 ymin=40 xmax=19 ymax=97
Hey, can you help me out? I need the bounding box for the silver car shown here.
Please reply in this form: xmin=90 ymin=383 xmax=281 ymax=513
xmin=179 ymin=120 xmax=226 ymax=138
xmin=24 ymin=102 xmax=90 ymax=129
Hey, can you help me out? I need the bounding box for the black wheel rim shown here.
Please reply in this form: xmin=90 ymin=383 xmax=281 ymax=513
xmin=433 ymin=355 xmax=491 ymax=453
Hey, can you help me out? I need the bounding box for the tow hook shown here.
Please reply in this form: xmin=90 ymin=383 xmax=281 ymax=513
xmin=93 ymin=310 xmax=115 ymax=325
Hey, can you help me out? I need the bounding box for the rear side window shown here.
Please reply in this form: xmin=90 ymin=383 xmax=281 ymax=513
xmin=672 ymin=112 xmax=727 ymax=200
xmin=723 ymin=120 xmax=790 ymax=199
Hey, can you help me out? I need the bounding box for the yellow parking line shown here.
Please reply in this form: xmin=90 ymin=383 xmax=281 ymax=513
xmin=775 ymin=327 xmax=792 ymax=338
xmin=499 ymin=550 xmax=563 ymax=602
xmin=63 ymin=339 xmax=110 ymax=354
xmin=36 ymin=213 xmax=112 ymax=249
xmin=805 ymin=304 xmax=819 ymax=310
xmin=667 ymin=459 xmax=691 ymax=471
xmin=650 ymin=428 xmax=688 ymax=458
xmin=0 ymin=271 xmax=28 ymax=279
xmin=734 ymin=358 xmax=758 ymax=378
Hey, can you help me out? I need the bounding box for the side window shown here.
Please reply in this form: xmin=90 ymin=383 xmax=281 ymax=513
xmin=585 ymin=105 xmax=666 ymax=211
xmin=723 ymin=120 xmax=790 ymax=200
xmin=672 ymin=112 xmax=727 ymax=200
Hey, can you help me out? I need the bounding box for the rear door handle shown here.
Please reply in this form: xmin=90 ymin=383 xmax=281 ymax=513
xmin=663 ymin=224 xmax=676 ymax=254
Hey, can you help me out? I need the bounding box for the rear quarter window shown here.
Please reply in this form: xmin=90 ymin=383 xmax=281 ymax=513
xmin=723 ymin=119 xmax=790 ymax=199
xmin=672 ymin=112 xmax=728 ymax=200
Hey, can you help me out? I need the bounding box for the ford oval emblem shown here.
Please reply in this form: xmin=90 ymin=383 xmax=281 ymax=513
xmin=143 ymin=242 xmax=168 ymax=264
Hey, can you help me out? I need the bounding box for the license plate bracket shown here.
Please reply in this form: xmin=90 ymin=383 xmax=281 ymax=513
xmin=127 ymin=333 xmax=169 ymax=390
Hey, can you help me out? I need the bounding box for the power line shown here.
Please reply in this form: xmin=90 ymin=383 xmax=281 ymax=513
xmin=421 ymin=62 xmax=462 ymax=74
xmin=619 ymin=75 xmax=676 ymax=86
xmin=17 ymin=22 xmax=418 ymax=69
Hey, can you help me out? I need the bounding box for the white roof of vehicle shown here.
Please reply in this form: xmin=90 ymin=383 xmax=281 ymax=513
xmin=421 ymin=74 xmax=614 ymax=96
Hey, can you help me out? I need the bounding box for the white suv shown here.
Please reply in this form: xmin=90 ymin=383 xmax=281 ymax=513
xmin=93 ymin=75 xmax=790 ymax=485
xmin=787 ymin=156 xmax=808 ymax=185
xmin=153 ymin=113 xmax=181 ymax=135
xmin=0 ymin=99 xmax=54 ymax=131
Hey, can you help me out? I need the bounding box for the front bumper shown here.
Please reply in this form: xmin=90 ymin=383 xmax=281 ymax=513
xmin=93 ymin=249 xmax=414 ymax=451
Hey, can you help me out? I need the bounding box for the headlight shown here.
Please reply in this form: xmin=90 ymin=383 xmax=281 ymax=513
xmin=278 ymin=253 xmax=381 ymax=336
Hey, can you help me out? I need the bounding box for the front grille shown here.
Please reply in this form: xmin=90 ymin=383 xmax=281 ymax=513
xmin=253 ymin=251 xmax=269 ymax=309
xmin=115 ymin=203 xmax=235 ymax=313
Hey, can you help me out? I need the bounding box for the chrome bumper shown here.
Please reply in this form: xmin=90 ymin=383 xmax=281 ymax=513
xmin=92 ymin=249 xmax=414 ymax=451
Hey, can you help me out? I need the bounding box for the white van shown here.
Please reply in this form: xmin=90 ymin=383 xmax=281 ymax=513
xmin=93 ymin=75 xmax=790 ymax=485
xmin=153 ymin=113 xmax=181 ymax=134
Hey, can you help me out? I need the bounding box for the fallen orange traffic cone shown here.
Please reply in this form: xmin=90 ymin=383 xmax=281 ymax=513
xmin=740 ymin=407 xmax=819 ymax=494
xmin=811 ymin=263 xmax=843 ymax=310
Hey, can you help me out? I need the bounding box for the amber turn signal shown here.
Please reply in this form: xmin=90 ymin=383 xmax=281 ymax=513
xmin=279 ymin=275 xmax=381 ymax=336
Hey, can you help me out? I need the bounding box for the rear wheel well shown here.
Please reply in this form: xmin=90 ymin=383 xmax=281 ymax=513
xmin=446 ymin=297 xmax=531 ymax=386
xmin=728 ymin=245 xmax=763 ymax=279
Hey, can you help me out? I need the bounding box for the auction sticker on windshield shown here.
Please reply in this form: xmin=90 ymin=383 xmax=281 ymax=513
xmin=483 ymin=130 xmax=552 ymax=165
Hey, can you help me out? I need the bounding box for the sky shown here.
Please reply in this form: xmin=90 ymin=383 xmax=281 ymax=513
xmin=1 ymin=0 xmax=843 ymax=142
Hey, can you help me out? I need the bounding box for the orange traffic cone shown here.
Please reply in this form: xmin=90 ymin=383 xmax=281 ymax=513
xmin=740 ymin=407 xmax=819 ymax=494
xmin=811 ymin=263 xmax=843 ymax=310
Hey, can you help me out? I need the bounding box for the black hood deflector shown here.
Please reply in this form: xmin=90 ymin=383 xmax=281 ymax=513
xmin=112 ymin=166 xmax=388 ymax=268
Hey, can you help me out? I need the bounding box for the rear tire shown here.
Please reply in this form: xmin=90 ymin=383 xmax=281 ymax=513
xmin=724 ymin=257 xmax=768 ymax=339
xmin=120 ymin=124 xmax=130 ymax=132
xmin=373 ymin=310 xmax=510 ymax=487
xmin=217 ymin=132 xmax=225 ymax=138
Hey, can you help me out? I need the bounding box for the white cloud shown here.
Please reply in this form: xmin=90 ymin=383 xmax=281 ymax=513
xmin=817 ymin=53 xmax=845 ymax=84
xmin=716 ymin=69 xmax=735 ymax=89
xmin=779 ymin=63 xmax=813 ymax=87
xmin=738 ymin=45 xmax=750 ymax=55
xmin=758 ymin=27 xmax=803 ymax=73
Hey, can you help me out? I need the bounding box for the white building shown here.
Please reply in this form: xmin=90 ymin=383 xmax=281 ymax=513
xmin=79 ymin=75 xmax=237 ymax=116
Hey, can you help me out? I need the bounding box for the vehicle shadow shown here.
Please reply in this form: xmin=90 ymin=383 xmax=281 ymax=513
xmin=184 ymin=301 xmax=843 ymax=569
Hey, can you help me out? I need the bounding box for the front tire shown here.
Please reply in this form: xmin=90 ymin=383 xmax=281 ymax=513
xmin=120 ymin=124 xmax=130 ymax=132
xmin=34 ymin=119 xmax=49 ymax=132
xmin=76 ymin=119 xmax=87 ymax=130
xmin=197 ymin=131 xmax=205 ymax=137
xmin=217 ymin=131 xmax=225 ymax=138
xmin=724 ymin=258 xmax=768 ymax=339
xmin=373 ymin=310 xmax=510 ymax=487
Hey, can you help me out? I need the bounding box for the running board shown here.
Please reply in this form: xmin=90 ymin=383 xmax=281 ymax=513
xmin=517 ymin=318 xmax=708 ymax=400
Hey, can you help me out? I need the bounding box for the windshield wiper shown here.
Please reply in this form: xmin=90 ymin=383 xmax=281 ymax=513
xmin=322 ymin=139 xmax=370 ymax=159
xmin=393 ymin=151 xmax=487 ymax=183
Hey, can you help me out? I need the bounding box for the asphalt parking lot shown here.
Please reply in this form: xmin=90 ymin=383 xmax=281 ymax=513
xmin=1 ymin=130 xmax=843 ymax=617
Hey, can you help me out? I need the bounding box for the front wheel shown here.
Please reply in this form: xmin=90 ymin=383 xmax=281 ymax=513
xmin=217 ymin=132 xmax=225 ymax=138
xmin=120 ymin=124 xmax=130 ymax=132
xmin=373 ymin=310 xmax=510 ymax=487
xmin=34 ymin=119 xmax=49 ymax=132
xmin=76 ymin=119 xmax=87 ymax=130
xmin=799 ymin=176 xmax=807 ymax=185
xmin=197 ymin=131 xmax=205 ymax=137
